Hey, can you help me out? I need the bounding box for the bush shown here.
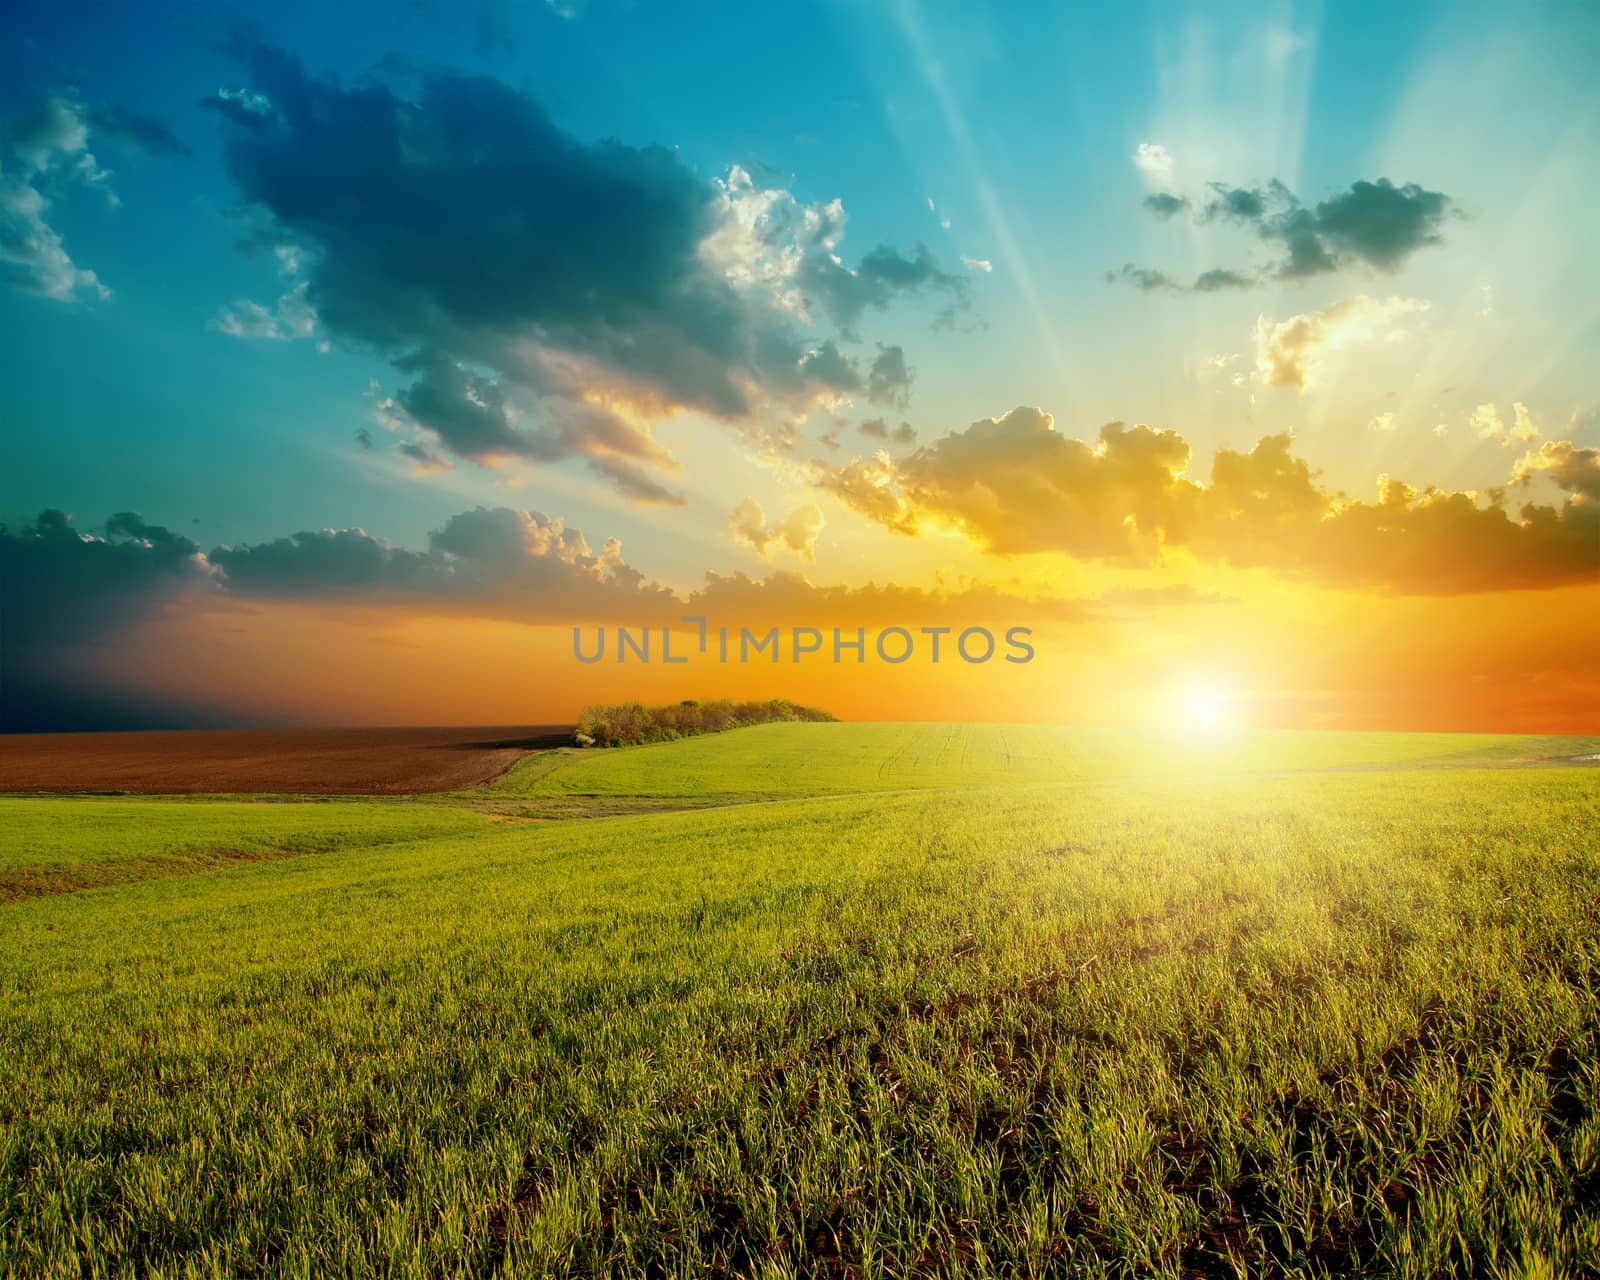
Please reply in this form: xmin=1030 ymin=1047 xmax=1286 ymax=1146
xmin=573 ymin=698 xmax=835 ymax=748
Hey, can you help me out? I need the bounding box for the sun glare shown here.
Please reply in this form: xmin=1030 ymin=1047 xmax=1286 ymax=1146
xmin=1179 ymin=683 xmax=1235 ymax=733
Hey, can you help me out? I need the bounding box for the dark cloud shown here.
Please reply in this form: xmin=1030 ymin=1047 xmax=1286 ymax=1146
xmin=0 ymin=510 xmax=217 ymax=729
xmin=800 ymin=244 xmax=968 ymax=338
xmin=1104 ymin=264 xmax=1256 ymax=294
xmin=83 ymin=104 xmax=190 ymax=159
xmin=1201 ymin=183 xmax=1273 ymax=224
xmin=1142 ymin=193 xmax=1190 ymax=218
xmin=0 ymin=509 xmax=212 ymax=649
xmin=797 ymin=340 xmax=863 ymax=395
xmin=209 ymin=506 xmax=676 ymax=620
xmin=1116 ymin=176 xmax=1456 ymax=293
xmin=859 ymin=416 xmax=917 ymax=445
xmin=1106 ymin=264 xmax=1181 ymax=292
xmin=866 ymin=344 xmax=913 ymax=407
xmin=388 ymin=351 xmax=685 ymax=500
xmin=1306 ymin=179 xmax=1453 ymax=272
xmin=2 ymin=500 xmax=1091 ymax=727
xmin=206 ymin=48 xmax=960 ymax=499
xmin=1192 ymin=268 xmax=1256 ymax=292
xmin=817 ymin=408 xmax=1599 ymax=593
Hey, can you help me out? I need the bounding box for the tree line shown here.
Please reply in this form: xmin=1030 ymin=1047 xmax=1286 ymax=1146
xmin=573 ymin=698 xmax=835 ymax=747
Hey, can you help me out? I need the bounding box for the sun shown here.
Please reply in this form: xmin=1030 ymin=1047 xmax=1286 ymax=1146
xmin=1179 ymin=682 xmax=1235 ymax=733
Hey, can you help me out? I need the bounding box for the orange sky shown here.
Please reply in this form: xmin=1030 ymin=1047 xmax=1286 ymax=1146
xmin=68 ymin=572 xmax=1597 ymax=734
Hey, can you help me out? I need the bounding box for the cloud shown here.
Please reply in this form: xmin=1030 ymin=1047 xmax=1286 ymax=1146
xmin=208 ymin=506 xmax=675 ymax=621
xmin=1116 ymin=176 xmax=1456 ymax=293
xmin=813 ymin=408 xmax=1598 ymax=594
xmin=0 ymin=510 xmax=220 ymax=728
xmin=205 ymin=49 xmax=961 ymax=501
xmin=1132 ymin=142 xmax=1173 ymax=181
xmin=2 ymin=90 xmax=111 ymax=300
xmin=1105 ymin=264 xmax=1256 ymax=294
xmin=1292 ymin=179 xmax=1453 ymax=274
xmin=382 ymin=352 xmax=686 ymax=503
xmin=1511 ymin=440 xmax=1600 ymax=499
xmin=212 ymin=280 xmax=317 ymax=340
xmin=1471 ymin=403 xmax=1505 ymax=441
xmin=961 ymin=255 xmax=993 ymax=273
xmin=1 ymin=87 xmax=189 ymax=303
xmin=1251 ymin=295 xmax=1428 ymax=391
xmin=0 ymin=509 xmax=217 ymax=648
xmin=821 ymin=407 xmax=1194 ymax=560
xmin=1142 ymin=193 xmax=1189 ymax=218
xmin=866 ymin=344 xmax=913 ymax=407
xmin=728 ymin=499 xmax=825 ymax=561
xmin=1472 ymin=401 xmax=1542 ymax=447
xmin=816 ymin=451 xmax=918 ymax=535
xmin=396 ymin=439 xmax=451 ymax=476
xmin=860 ymin=417 xmax=917 ymax=445
xmin=80 ymin=103 xmax=189 ymax=159
xmin=1 ymin=501 xmax=1074 ymax=697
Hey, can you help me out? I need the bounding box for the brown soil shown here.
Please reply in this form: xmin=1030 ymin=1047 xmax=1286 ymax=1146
xmin=0 ymin=726 xmax=571 ymax=795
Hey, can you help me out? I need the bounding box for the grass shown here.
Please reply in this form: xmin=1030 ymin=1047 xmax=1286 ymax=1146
xmin=0 ymin=798 xmax=492 ymax=899
xmin=1 ymin=725 xmax=1598 ymax=1277
xmin=491 ymin=722 xmax=1594 ymax=801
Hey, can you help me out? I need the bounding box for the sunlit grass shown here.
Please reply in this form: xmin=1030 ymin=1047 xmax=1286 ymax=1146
xmin=1 ymin=727 xmax=1596 ymax=1276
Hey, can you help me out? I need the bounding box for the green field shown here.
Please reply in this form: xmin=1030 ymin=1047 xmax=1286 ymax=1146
xmin=2 ymin=724 xmax=1598 ymax=1277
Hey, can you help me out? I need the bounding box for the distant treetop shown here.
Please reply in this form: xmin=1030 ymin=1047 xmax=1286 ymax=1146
xmin=573 ymin=698 xmax=835 ymax=748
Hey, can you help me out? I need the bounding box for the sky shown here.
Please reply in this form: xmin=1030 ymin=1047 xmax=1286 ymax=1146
xmin=2 ymin=0 xmax=1597 ymax=733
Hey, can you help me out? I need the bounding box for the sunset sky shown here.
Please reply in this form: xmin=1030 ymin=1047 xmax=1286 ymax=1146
xmin=3 ymin=0 xmax=1596 ymax=732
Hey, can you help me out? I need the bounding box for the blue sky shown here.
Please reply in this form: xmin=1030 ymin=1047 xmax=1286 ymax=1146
xmin=6 ymin=0 xmax=1595 ymax=564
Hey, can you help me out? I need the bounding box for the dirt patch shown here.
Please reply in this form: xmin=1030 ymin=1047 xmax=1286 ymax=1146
xmin=0 ymin=725 xmax=571 ymax=795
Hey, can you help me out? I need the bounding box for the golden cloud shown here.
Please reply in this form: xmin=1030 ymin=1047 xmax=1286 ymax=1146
xmin=1251 ymin=295 xmax=1427 ymax=391
xmin=817 ymin=410 xmax=1599 ymax=595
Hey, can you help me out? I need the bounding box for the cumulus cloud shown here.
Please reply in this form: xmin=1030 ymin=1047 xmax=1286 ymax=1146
xmin=728 ymin=498 xmax=825 ymax=561
xmin=1 ymin=87 xmax=187 ymax=303
xmin=1472 ymin=401 xmax=1542 ymax=447
xmin=1133 ymin=142 xmax=1173 ymax=181
xmin=1114 ymin=175 xmax=1456 ymax=294
xmin=2 ymin=510 xmax=217 ymax=639
xmin=1511 ymin=440 xmax=1600 ymax=499
xmin=813 ymin=407 xmax=1598 ymax=593
xmin=204 ymin=48 xmax=963 ymax=501
xmin=3 ymin=91 xmax=110 ymax=300
xmin=1251 ymin=295 xmax=1428 ymax=391
xmin=821 ymin=407 xmax=1193 ymax=560
xmin=2 ymin=499 xmax=1090 ymax=727
xmin=209 ymin=506 xmax=675 ymax=621
xmin=212 ymin=279 xmax=317 ymax=340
